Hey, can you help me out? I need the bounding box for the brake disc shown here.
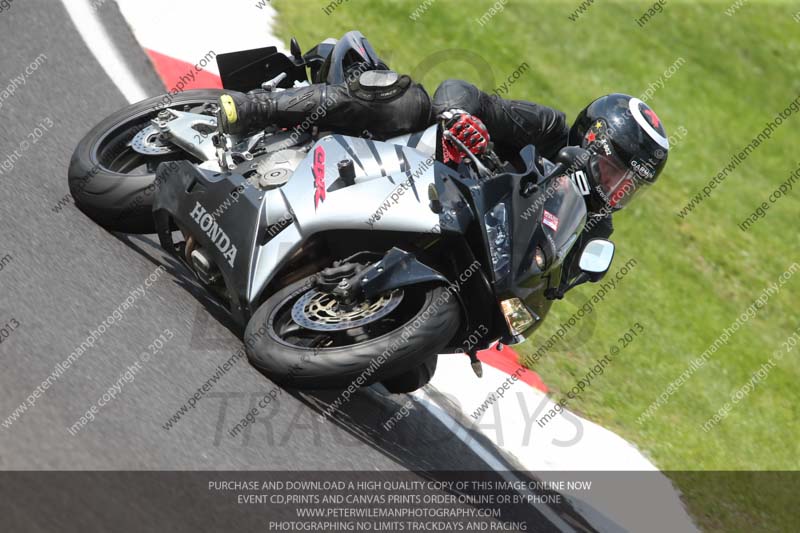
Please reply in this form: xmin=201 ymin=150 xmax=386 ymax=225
xmin=130 ymin=124 xmax=178 ymax=155
xmin=291 ymin=289 xmax=404 ymax=332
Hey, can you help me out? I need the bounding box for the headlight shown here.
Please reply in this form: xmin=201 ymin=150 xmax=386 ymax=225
xmin=484 ymin=202 xmax=511 ymax=279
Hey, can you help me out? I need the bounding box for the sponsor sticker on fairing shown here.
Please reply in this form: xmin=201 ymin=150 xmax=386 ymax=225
xmin=542 ymin=210 xmax=559 ymax=231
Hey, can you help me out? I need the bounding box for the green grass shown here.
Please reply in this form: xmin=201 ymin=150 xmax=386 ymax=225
xmin=272 ymin=1 xmax=800 ymax=530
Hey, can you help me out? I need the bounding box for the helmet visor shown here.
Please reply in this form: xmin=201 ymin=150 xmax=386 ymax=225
xmin=592 ymin=154 xmax=647 ymax=210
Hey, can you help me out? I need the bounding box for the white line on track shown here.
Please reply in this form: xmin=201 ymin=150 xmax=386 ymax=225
xmin=412 ymin=389 xmax=577 ymax=532
xmin=59 ymin=0 xmax=148 ymax=104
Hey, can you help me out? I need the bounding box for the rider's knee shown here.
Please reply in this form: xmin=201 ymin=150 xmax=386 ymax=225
xmin=347 ymin=70 xmax=432 ymax=135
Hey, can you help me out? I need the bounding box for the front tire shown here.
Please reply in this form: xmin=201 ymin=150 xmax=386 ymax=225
xmin=381 ymin=356 xmax=438 ymax=394
xmin=245 ymin=275 xmax=459 ymax=390
xmin=68 ymin=89 xmax=226 ymax=233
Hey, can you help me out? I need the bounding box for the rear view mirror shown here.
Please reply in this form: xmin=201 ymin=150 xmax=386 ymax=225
xmin=579 ymin=239 xmax=615 ymax=275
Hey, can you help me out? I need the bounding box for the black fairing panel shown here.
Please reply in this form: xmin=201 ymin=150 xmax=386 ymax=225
xmin=463 ymin=149 xmax=584 ymax=289
xmin=528 ymin=175 xmax=587 ymax=273
xmin=451 ymin=146 xmax=586 ymax=340
xmin=516 ymin=174 xmax=586 ymax=333
xmin=153 ymin=161 xmax=268 ymax=325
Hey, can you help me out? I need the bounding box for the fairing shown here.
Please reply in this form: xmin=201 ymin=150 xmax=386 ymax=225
xmin=450 ymin=147 xmax=587 ymax=342
xmin=153 ymin=131 xmax=452 ymax=325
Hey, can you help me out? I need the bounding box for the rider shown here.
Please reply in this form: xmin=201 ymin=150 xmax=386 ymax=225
xmin=216 ymin=72 xmax=669 ymax=284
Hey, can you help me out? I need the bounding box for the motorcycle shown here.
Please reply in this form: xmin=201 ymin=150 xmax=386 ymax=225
xmin=68 ymin=31 xmax=615 ymax=393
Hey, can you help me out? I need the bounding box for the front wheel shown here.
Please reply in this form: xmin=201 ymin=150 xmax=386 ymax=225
xmin=245 ymin=274 xmax=459 ymax=391
xmin=381 ymin=356 xmax=438 ymax=394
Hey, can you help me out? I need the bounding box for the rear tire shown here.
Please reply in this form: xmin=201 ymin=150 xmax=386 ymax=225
xmin=68 ymin=89 xmax=226 ymax=233
xmin=245 ymin=275 xmax=459 ymax=390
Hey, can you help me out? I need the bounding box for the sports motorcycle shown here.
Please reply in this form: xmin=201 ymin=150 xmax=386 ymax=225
xmin=68 ymin=32 xmax=615 ymax=393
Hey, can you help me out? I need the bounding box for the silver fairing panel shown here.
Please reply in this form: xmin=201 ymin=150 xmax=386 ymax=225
xmin=279 ymin=133 xmax=441 ymax=234
xmin=249 ymin=130 xmax=443 ymax=304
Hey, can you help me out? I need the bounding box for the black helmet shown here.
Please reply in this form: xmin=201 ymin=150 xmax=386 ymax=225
xmin=569 ymin=94 xmax=669 ymax=210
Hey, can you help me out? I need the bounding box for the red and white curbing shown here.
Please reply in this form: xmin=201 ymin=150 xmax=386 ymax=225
xmin=115 ymin=0 xmax=286 ymax=88
xmin=67 ymin=0 xmax=698 ymax=530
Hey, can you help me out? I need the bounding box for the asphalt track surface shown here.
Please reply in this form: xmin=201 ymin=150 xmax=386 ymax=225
xmin=0 ymin=2 xmax=606 ymax=531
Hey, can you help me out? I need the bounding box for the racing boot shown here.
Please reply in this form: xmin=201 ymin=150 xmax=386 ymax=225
xmin=217 ymin=92 xmax=274 ymax=136
xmin=217 ymin=86 xmax=340 ymax=136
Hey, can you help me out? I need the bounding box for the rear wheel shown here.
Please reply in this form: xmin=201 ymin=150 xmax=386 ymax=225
xmin=68 ymin=89 xmax=226 ymax=233
xmin=245 ymin=273 xmax=459 ymax=391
